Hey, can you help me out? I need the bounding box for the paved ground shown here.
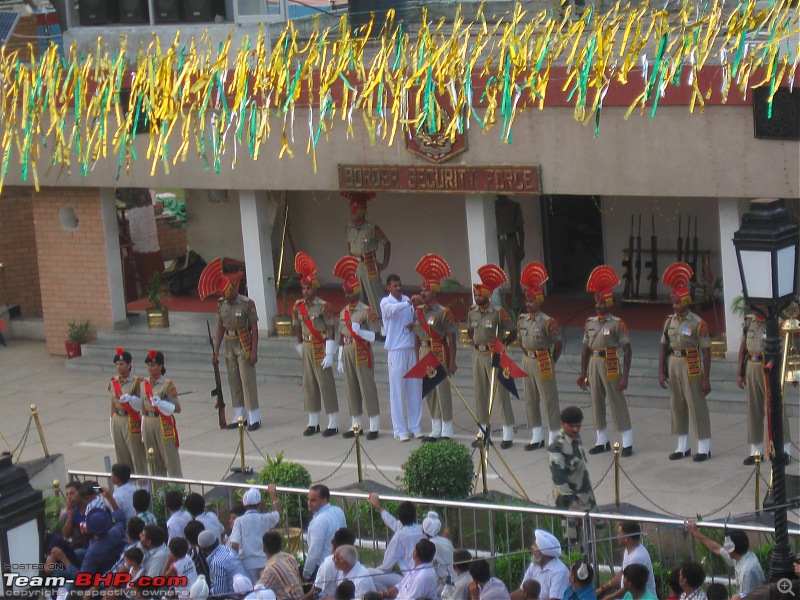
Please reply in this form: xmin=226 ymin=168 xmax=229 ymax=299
xmin=0 ymin=336 xmax=797 ymax=525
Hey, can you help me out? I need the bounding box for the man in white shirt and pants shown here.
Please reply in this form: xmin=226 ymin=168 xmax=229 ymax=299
xmin=380 ymin=274 xmax=423 ymax=442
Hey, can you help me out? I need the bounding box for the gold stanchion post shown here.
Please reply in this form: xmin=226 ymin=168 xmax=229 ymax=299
xmin=613 ymin=442 xmax=621 ymax=506
xmin=147 ymin=448 xmax=157 ymax=495
xmin=478 ymin=433 xmax=488 ymax=493
xmin=30 ymin=404 xmax=49 ymax=457
xmin=52 ymin=479 xmax=61 ymax=497
xmin=353 ymin=424 xmax=363 ymax=483
xmin=754 ymin=451 xmax=762 ymax=511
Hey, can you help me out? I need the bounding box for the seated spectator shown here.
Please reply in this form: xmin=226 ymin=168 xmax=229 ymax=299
xmin=230 ymin=486 xmax=281 ymax=582
xmin=707 ymin=584 xmax=729 ymax=600
xmin=452 ymin=548 xmax=475 ymax=600
xmin=597 ymin=522 xmax=657 ymax=600
xmin=422 ymin=511 xmax=456 ymax=593
xmin=523 ymin=580 xmax=543 ymax=600
xmin=678 ymin=562 xmax=707 ymax=600
xmin=686 ymin=524 xmax=764 ymax=598
xmin=165 ymin=490 xmax=192 ymax=542
xmin=512 ymin=530 xmax=570 ymax=600
xmin=133 ymin=489 xmax=157 ymax=527
xmin=53 ymin=506 xmax=127 ymax=577
xmin=333 ymin=545 xmax=376 ymax=599
xmin=165 ymin=536 xmax=198 ymax=597
xmin=621 ymin=564 xmax=658 ymax=600
xmin=111 ymin=464 xmax=137 ymax=520
xmin=257 ymin=530 xmax=303 ymax=600
xmin=123 ymin=546 xmax=145 ymax=597
xmin=366 ymin=493 xmax=425 ymax=591
xmin=44 ymin=532 xmax=80 ymax=575
xmin=199 ymin=529 xmax=249 ymax=596
xmin=185 ymin=519 xmax=211 ymax=581
xmin=381 ymin=539 xmax=438 ymax=600
xmin=563 ymin=561 xmax=596 ymax=600
xmin=665 ymin=569 xmax=682 ymax=600
xmin=186 ymin=492 xmax=226 ymax=543
xmin=302 ymin=527 xmax=356 ymax=600
xmin=79 ymin=481 xmax=107 ymax=514
xmin=468 ymin=558 xmax=511 ymax=599
xmin=140 ymin=524 xmax=170 ymax=577
xmin=334 ymin=580 xmax=356 ymax=600
xmin=106 ymin=516 xmax=146 ymax=576
xmin=60 ymin=482 xmax=88 ymax=550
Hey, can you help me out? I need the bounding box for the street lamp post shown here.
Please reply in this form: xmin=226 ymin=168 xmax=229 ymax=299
xmin=733 ymin=198 xmax=799 ymax=582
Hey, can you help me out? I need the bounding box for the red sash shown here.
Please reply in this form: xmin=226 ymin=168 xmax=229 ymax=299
xmin=297 ymin=301 xmax=327 ymax=361
xmin=344 ymin=308 xmax=373 ymax=369
xmin=143 ymin=380 xmax=180 ymax=448
xmin=112 ymin=378 xmax=142 ymax=435
xmin=417 ymin=307 xmax=449 ymax=365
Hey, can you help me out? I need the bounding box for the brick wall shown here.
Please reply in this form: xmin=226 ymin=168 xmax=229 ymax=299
xmin=32 ymin=188 xmax=114 ymax=354
xmin=156 ymin=218 xmax=187 ymax=262
xmin=0 ymin=187 xmax=43 ymax=317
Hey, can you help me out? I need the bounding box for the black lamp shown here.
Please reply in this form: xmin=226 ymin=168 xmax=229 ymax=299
xmin=733 ymin=198 xmax=799 ymax=582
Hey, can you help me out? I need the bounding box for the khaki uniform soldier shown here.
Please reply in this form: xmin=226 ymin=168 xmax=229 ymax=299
xmin=579 ymin=266 xmax=634 ymax=456
xmin=334 ymin=256 xmax=381 ymax=440
xmin=549 ymin=406 xmax=597 ymax=541
xmin=738 ymin=312 xmax=793 ymax=466
xmin=495 ymin=195 xmax=525 ymax=300
xmin=293 ymin=252 xmax=340 ymax=437
xmin=413 ymin=253 xmax=458 ymax=441
xmin=141 ymin=350 xmax=182 ymax=478
xmin=469 ymin=264 xmax=517 ymax=448
xmin=109 ymin=347 xmax=147 ymax=474
xmin=658 ymin=262 xmax=712 ymax=462
xmin=344 ymin=192 xmax=391 ymax=332
xmin=518 ymin=263 xmax=563 ymax=451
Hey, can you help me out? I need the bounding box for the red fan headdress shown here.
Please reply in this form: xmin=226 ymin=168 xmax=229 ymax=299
xmin=415 ymin=254 xmax=451 ymax=292
xmin=520 ymin=262 xmax=549 ymax=303
xmin=333 ymin=256 xmax=361 ymax=295
xmin=295 ymin=252 xmax=319 ymax=288
xmin=341 ymin=191 xmax=376 ymax=216
xmin=586 ymin=265 xmax=620 ymax=306
xmin=198 ymin=258 xmax=234 ymax=301
xmin=662 ymin=262 xmax=693 ymax=305
xmin=474 ymin=264 xmax=507 ymax=298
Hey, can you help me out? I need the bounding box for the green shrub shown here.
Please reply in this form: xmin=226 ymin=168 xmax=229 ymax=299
xmin=493 ymin=551 xmax=528 ymax=590
xmin=257 ymin=451 xmax=312 ymax=527
xmin=45 ymin=493 xmax=65 ymax=533
xmin=152 ymin=483 xmax=187 ymax=527
xmin=401 ymin=440 xmax=474 ymax=500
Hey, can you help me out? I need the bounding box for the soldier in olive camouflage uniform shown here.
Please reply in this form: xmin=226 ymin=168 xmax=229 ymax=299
xmin=738 ymin=310 xmax=793 ymax=466
xmin=549 ymin=405 xmax=596 ymax=542
xmin=294 ymin=252 xmax=340 ymax=437
xmin=344 ymin=192 xmax=391 ymax=332
xmin=334 ymin=256 xmax=381 ymax=440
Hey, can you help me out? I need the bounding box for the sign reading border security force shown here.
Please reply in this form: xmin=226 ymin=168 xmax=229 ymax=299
xmin=339 ymin=165 xmax=542 ymax=194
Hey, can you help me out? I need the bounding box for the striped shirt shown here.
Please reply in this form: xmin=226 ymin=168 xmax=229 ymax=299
xmin=257 ymin=552 xmax=303 ymax=600
xmin=207 ymin=544 xmax=248 ymax=596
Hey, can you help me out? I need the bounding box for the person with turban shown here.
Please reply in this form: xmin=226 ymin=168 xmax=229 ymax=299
xmin=511 ymin=529 xmax=570 ymax=600
xmin=108 ymin=347 xmax=147 ymax=474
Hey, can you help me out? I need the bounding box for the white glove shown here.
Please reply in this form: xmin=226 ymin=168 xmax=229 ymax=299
xmin=109 ymin=417 xmax=114 ymax=440
xmin=156 ymin=400 xmax=176 ymax=416
xmin=351 ymin=322 xmax=361 ymax=334
xmin=120 ymin=393 xmax=131 ymax=403
xmin=123 ymin=394 xmax=142 ymax=412
xmin=295 ymin=343 xmax=303 ymax=357
xmin=151 ymin=396 xmax=162 ymax=407
xmin=337 ymin=346 xmax=344 ymax=373
xmin=359 ymin=329 xmax=376 ymax=342
xmin=321 ymin=340 xmax=337 ymax=369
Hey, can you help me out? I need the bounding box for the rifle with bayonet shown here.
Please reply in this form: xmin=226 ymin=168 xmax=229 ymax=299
xmin=690 ymin=216 xmax=699 ymax=298
xmin=207 ymin=320 xmax=227 ymax=430
xmin=677 ymin=215 xmax=683 ymax=262
xmin=622 ymin=215 xmax=635 ymax=299
xmin=646 ymin=215 xmax=659 ymax=300
xmin=684 ymin=216 xmax=691 ymax=268
xmin=634 ymin=214 xmax=643 ymax=299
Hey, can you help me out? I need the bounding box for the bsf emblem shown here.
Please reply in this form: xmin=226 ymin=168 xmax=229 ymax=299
xmin=406 ymin=105 xmax=468 ymax=164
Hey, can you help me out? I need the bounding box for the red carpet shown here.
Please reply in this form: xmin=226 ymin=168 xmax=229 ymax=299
xmin=128 ymin=289 xmax=726 ymax=333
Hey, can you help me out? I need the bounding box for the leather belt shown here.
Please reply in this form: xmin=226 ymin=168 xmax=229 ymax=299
xmin=225 ymin=329 xmax=238 ymax=337
xmin=591 ymin=350 xmax=606 ymax=357
xmin=525 ymin=349 xmax=546 ymax=358
xmin=498 ymin=234 xmax=514 ymax=240
xmin=114 ymin=409 xmax=128 ymax=416
xmin=420 ymin=340 xmax=435 ymax=347
xmin=342 ymin=338 xmax=357 ymax=345
xmin=748 ymin=352 xmax=764 ymax=362
xmin=474 ymin=344 xmax=491 ymax=352
xmin=144 ymin=410 xmax=160 ymax=418
xmin=302 ymin=335 xmax=315 ymax=342
xmin=356 ymin=252 xmax=375 ymax=262
xmin=672 ymin=349 xmax=688 ymax=357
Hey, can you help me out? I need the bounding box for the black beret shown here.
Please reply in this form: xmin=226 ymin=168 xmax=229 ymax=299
xmin=560 ymin=406 xmax=584 ymax=424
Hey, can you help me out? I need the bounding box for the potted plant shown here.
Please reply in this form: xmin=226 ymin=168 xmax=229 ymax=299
xmin=65 ymin=319 xmax=90 ymax=358
xmin=274 ymin=273 xmax=298 ymax=337
xmin=146 ymin=271 xmax=171 ymax=329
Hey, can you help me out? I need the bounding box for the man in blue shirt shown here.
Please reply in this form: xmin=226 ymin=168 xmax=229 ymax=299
xmin=563 ymin=562 xmax=597 ymax=600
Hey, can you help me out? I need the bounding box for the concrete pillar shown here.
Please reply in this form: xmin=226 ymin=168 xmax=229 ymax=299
xmin=465 ymin=193 xmax=500 ymax=288
xmin=718 ymin=198 xmax=744 ymax=357
xmin=240 ymin=190 xmax=277 ymax=334
xmin=100 ymin=188 xmax=128 ymax=328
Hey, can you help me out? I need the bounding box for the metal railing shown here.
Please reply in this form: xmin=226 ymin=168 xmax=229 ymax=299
xmin=67 ymin=469 xmax=800 ymax=593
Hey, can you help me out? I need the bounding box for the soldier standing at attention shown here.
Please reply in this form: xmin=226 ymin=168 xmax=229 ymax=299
xmin=659 ymin=262 xmax=712 ymax=462
xmin=495 ymin=195 xmax=525 ymax=300
xmin=738 ymin=306 xmax=792 ymax=465
xmin=412 ymin=254 xmax=458 ymax=442
xmin=200 ymin=259 xmax=261 ymax=432
xmin=344 ymin=191 xmax=391 ymax=333
xmin=293 ymin=252 xmax=341 ymax=437
xmin=578 ymin=265 xmax=634 ymax=456
xmin=518 ymin=263 xmax=563 ymax=451
xmin=334 ymin=256 xmax=381 ymax=440
xmin=141 ymin=350 xmax=182 ymax=478
xmin=109 ymin=347 xmax=147 ymax=474
xmin=549 ymin=406 xmax=596 ymax=541
xmin=469 ymin=264 xmax=517 ymax=449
